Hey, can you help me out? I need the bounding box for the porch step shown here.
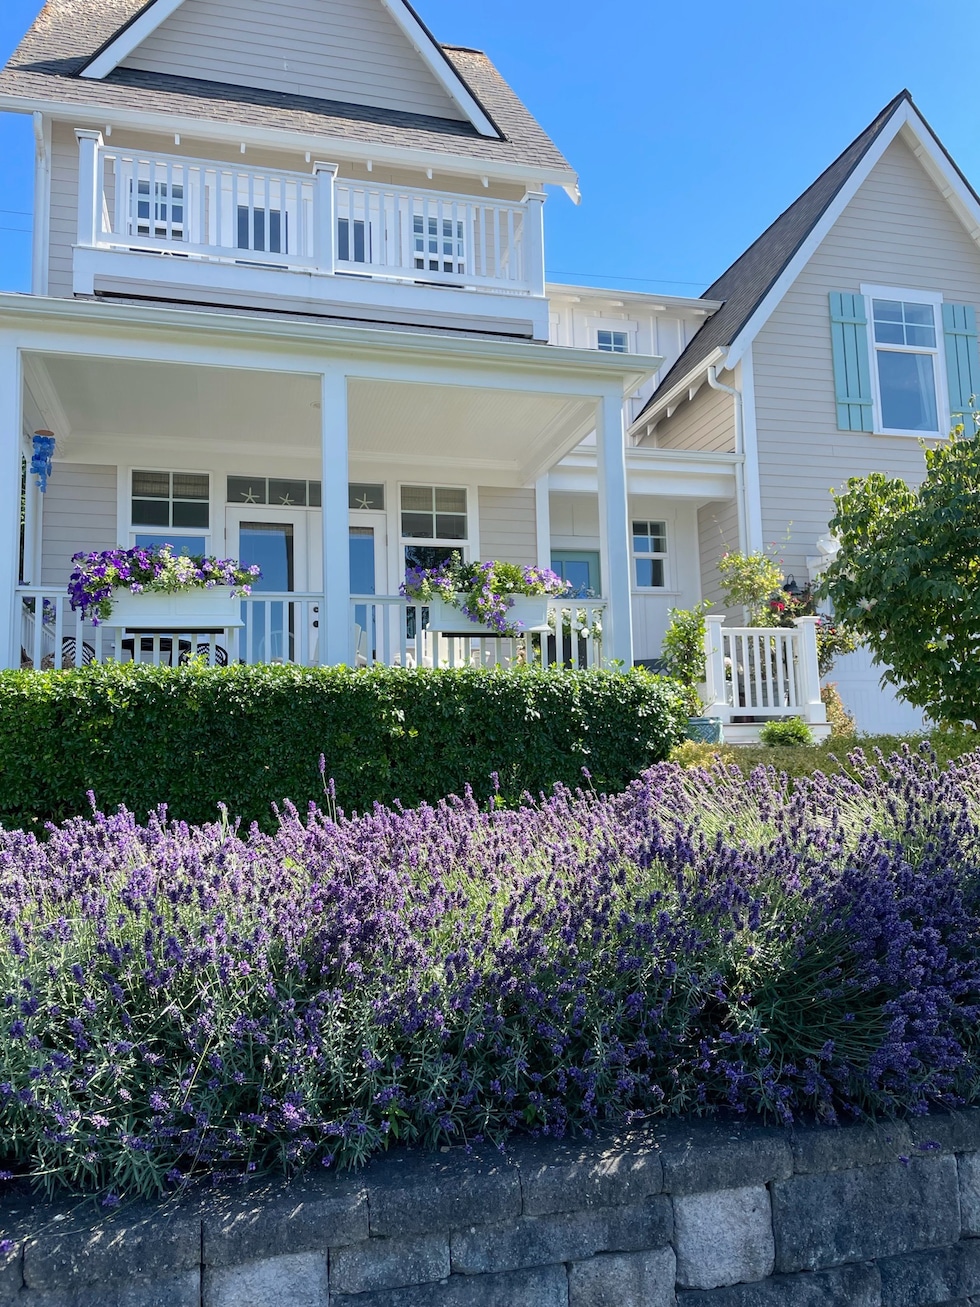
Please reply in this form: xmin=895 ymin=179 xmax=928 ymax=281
xmin=723 ymin=722 xmax=833 ymax=746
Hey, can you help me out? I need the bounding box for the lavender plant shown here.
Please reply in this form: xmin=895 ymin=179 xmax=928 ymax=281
xmin=2 ymin=744 xmax=980 ymax=1199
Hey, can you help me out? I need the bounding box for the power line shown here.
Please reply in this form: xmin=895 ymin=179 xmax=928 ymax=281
xmin=550 ymin=270 xmax=709 ymax=289
xmin=0 ymin=226 xmax=31 ymax=235
xmin=0 ymin=209 xmax=31 ymax=218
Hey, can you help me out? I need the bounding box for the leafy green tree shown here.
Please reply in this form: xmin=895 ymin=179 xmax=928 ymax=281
xmin=820 ymin=429 xmax=980 ymax=729
xmin=661 ymin=601 xmax=710 ymax=714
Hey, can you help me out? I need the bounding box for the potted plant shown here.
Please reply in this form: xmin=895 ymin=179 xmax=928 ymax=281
xmin=401 ymin=553 xmax=568 ymax=636
xmin=68 ymin=545 xmax=260 ymax=629
xmin=661 ymin=601 xmax=724 ymax=743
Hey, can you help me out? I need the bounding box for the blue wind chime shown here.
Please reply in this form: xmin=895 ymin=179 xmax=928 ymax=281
xmin=30 ymin=431 xmax=56 ymax=494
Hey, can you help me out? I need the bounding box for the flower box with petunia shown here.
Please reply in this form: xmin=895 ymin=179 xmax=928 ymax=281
xmin=68 ymin=545 xmax=261 ymax=627
xmin=401 ymin=554 xmax=568 ymax=636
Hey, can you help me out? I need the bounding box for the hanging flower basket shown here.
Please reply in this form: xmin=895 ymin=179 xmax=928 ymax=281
xmin=68 ymin=546 xmax=260 ymax=628
xmin=401 ymin=554 xmax=568 ymax=637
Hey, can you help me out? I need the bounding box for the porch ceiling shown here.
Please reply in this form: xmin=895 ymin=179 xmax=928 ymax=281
xmin=27 ymin=356 xmax=599 ymax=484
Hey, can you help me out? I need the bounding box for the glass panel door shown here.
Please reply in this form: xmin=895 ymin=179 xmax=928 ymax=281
xmin=228 ymin=508 xmax=310 ymax=664
xmin=551 ymin=550 xmax=600 ymax=597
xmin=350 ymin=511 xmax=387 ymax=663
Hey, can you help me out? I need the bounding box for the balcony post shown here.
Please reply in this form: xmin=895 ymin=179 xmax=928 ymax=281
xmin=522 ymin=190 xmax=547 ymax=297
xmin=793 ymin=616 xmax=827 ymax=724
xmin=703 ymin=615 xmax=730 ymax=722
xmin=75 ymin=129 xmax=104 ymax=248
xmin=313 ymin=161 xmax=338 ymax=275
xmin=595 ymin=389 xmax=633 ymax=668
xmin=0 ymin=337 xmax=22 ymax=669
xmin=320 ymin=369 xmax=350 ymax=666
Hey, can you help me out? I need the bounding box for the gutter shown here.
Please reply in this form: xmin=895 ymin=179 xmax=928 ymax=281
xmin=31 ymin=112 xmax=50 ymax=296
xmin=706 ymin=361 xmax=748 ymax=554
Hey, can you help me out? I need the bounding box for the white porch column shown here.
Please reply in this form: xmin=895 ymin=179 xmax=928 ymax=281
xmin=793 ymin=616 xmax=828 ymax=724
xmin=534 ymin=474 xmax=551 ymax=570
xmin=313 ymin=161 xmax=338 ymax=275
xmin=595 ymin=390 xmax=633 ymax=667
xmin=522 ymin=191 xmax=547 ymax=299
xmin=75 ymin=130 xmax=103 ymax=248
xmin=321 ymin=369 xmax=350 ymax=666
xmin=703 ymin=615 xmax=730 ymax=722
xmin=0 ymin=340 xmax=23 ymax=669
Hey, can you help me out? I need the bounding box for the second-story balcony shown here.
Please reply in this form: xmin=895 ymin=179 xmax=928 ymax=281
xmin=72 ymin=133 xmax=549 ymax=337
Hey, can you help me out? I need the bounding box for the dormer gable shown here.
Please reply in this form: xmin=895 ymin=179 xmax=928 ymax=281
xmin=82 ymin=0 xmax=499 ymax=135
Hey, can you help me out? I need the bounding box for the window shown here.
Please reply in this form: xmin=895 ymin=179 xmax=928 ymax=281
xmin=552 ymin=551 xmax=600 ymax=597
xmin=349 ymin=483 xmax=385 ymax=511
xmin=132 ymin=178 xmax=184 ymax=240
xmin=338 ymin=218 xmax=371 ymax=264
xmin=632 ymin=520 xmax=667 ymax=588
xmin=238 ymin=206 xmax=285 ymax=255
xmin=597 ymin=329 xmax=629 ymax=354
xmin=132 ymin=471 xmax=209 ymax=530
xmin=227 ymin=476 xmax=319 ymax=507
xmin=400 ymin=486 xmax=467 ymax=574
xmin=414 ymin=216 xmax=465 ymax=275
xmin=871 ymin=298 xmax=940 ymax=432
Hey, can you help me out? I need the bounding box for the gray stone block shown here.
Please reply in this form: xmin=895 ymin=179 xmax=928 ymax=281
xmin=0 ymin=1238 xmax=21 ymax=1303
xmin=960 ymin=1152 xmax=980 ymax=1236
xmin=878 ymin=1240 xmax=980 ymax=1306
xmin=676 ymin=1262 xmax=882 ymax=1306
xmin=517 ymin=1136 xmax=664 ymax=1216
xmin=366 ymin=1150 xmax=521 ymax=1238
xmin=23 ymin=1207 xmax=201 ymax=1290
xmin=908 ymin=1109 xmax=980 ymax=1156
xmin=203 ymin=1175 xmax=367 ymax=1266
xmin=203 ymin=1250 xmax=328 ymax=1307
xmin=19 ymin=1269 xmax=202 ymax=1307
xmin=451 ymin=1197 xmax=671 ymax=1275
xmin=790 ymin=1122 xmax=913 ymax=1175
xmin=771 ymin=1155 xmax=960 ymax=1273
xmin=329 ymin=1262 xmax=568 ymax=1307
xmin=330 ymin=1234 xmax=450 ymax=1295
xmin=656 ymin=1120 xmax=792 ymax=1196
xmin=674 ymin=1185 xmax=775 ymax=1291
xmin=568 ymin=1247 xmax=675 ymax=1307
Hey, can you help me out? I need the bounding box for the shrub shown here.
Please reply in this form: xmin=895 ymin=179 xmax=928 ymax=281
xmin=759 ymin=717 xmax=814 ymax=747
xmin=2 ymin=744 xmax=980 ymax=1198
xmin=822 ymin=682 xmax=856 ymax=736
xmin=661 ymin=602 xmax=709 ymax=715
xmin=0 ymin=663 xmax=688 ymax=829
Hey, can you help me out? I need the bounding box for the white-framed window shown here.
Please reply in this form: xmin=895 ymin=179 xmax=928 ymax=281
xmin=863 ymin=286 xmax=946 ymax=435
xmin=413 ymin=216 xmax=466 ymax=275
xmin=131 ymin=177 xmax=185 ymax=241
xmin=632 ymin=519 xmax=667 ymax=589
xmin=132 ymin=470 xmax=210 ymax=530
xmin=597 ymin=329 xmax=630 ymax=354
xmin=400 ymin=484 xmax=468 ymax=573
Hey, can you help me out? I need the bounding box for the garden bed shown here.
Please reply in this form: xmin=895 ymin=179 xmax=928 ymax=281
xmin=2 ymin=743 xmax=979 ymax=1199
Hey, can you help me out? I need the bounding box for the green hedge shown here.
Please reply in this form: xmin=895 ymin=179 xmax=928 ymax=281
xmin=0 ymin=664 xmax=687 ymax=829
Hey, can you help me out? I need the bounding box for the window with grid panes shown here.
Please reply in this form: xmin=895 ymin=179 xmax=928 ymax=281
xmin=401 ymin=486 xmax=467 ymax=573
xmin=414 ymin=215 xmax=465 ymax=274
xmin=597 ymin=329 xmax=630 ymax=354
xmin=132 ymin=471 xmax=210 ymax=529
xmin=871 ymin=298 xmax=941 ymax=433
xmin=632 ymin=519 xmax=667 ymax=588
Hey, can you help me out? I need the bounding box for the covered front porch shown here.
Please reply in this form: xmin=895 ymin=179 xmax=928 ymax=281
xmin=3 ymin=297 xmax=648 ymax=673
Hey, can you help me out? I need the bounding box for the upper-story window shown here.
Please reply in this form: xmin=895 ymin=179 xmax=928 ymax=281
xmin=134 ymin=178 xmax=184 ymax=241
xmin=871 ymin=297 xmax=940 ymax=433
xmin=597 ymin=329 xmax=630 ymax=354
xmin=632 ymin=520 xmax=667 ymax=589
xmin=414 ymin=216 xmax=466 ymax=276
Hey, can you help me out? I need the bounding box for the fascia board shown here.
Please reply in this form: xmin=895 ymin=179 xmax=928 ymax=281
xmin=0 ymin=96 xmax=576 ymax=189
xmin=547 ymin=284 xmax=724 ymax=315
xmin=0 ymin=292 xmax=660 ymax=381
xmin=902 ymin=113 xmax=980 ymax=243
xmin=80 ymin=0 xmax=499 ymax=138
xmin=723 ymin=103 xmax=909 ymax=371
xmin=625 ymin=346 xmax=728 ymax=431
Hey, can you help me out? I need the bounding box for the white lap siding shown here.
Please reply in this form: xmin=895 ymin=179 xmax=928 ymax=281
xmin=645 ymin=383 xmax=734 ymax=453
xmin=477 ymin=487 xmax=537 ymax=566
xmin=40 ymin=463 xmax=118 ymax=587
xmin=697 ymin=499 xmax=741 ymax=616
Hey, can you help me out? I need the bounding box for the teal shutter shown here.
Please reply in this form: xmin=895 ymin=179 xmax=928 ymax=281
xmin=942 ymin=302 xmax=980 ymax=426
xmin=829 ymin=291 xmax=874 ymax=431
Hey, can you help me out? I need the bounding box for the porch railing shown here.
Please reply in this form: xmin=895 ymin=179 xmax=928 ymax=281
xmin=702 ymin=615 xmax=827 ymax=725
xmin=14 ymin=591 xmax=606 ymax=671
xmin=80 ymin=141 xmax=544 ymax=297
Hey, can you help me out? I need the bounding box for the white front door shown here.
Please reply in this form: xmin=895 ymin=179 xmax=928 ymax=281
xmin=350 ymin=510 xmax=389 ymax=663
xmin=226 ymin=506 xmax=317 ymax=663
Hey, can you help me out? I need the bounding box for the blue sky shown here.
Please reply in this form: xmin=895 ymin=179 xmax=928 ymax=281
xmin=0 ymin=0 xmax=978 ymax=296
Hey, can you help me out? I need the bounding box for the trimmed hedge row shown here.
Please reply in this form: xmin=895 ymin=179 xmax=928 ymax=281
xmin=0 ymin=663 xmax=687 ymax=829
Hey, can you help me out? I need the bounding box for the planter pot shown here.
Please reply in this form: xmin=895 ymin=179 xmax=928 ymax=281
xmin=424 ymin=594 xmax=550 ymax=635
xmin=105 ymin=587 xmax=245 ymax=632
xmin=686 ymin=716 xmax=724 ymax=745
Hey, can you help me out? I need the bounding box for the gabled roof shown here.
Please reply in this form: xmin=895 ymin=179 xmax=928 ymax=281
xmin=0 ymin=0 xmax=576 ymax=185
xmin=641 ymin=90 xmax=980 ymax=416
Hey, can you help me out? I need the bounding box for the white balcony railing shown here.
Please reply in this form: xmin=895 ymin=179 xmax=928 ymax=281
xmin=15 ymin=592 xmax=606 ymax=671
xmin=702 ymin=615 xmax=827 ymax=725
xmin=77 ymin=139 xmax=544 ymax=298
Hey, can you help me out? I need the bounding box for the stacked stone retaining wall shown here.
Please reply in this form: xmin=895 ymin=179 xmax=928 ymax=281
xmin=4 ymin=1111 xmax=980 ymax=1305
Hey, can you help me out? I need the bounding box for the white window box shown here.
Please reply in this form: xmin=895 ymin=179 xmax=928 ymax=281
xmin=106 ymin=588 xmax=245 ymax=632
xmin=424 ymin=594 xmax=551 ymax=634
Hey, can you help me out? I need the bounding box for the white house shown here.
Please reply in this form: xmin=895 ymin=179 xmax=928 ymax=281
xmin=0 ymin=2 xmax=973 ymax=736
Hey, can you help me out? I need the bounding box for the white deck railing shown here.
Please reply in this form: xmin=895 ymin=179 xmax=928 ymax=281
xmin=15 ymin=592 xmax=607 ymax=672
xmin=81 ymin=143 xmax=542 ymax=296
xmin=702 ymin=614 xmax=826 ymax=725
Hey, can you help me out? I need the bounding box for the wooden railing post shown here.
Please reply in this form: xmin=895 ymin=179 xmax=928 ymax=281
xmin=793 ymin=617 xmax=827 ymax=725
xmin=75 ymin=130 xmax=104 ymax=247
xmin=703 ymin=615 xmax=730 ymax=721
xmin=313 ymin=161 xmax=338 ymax=275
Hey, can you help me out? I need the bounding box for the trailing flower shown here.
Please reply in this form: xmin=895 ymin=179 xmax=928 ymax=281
xmin=68 ymin=545 xmax=261 ymax=625
xmin=401 ymin=553 xmax=568 ymax=636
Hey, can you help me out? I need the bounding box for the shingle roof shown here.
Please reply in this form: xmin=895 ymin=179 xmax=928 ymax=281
xmin=643 ymin=91 xmax=921 ymax=412
xmin=0 ymin=0 xmax=575 ymax=180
